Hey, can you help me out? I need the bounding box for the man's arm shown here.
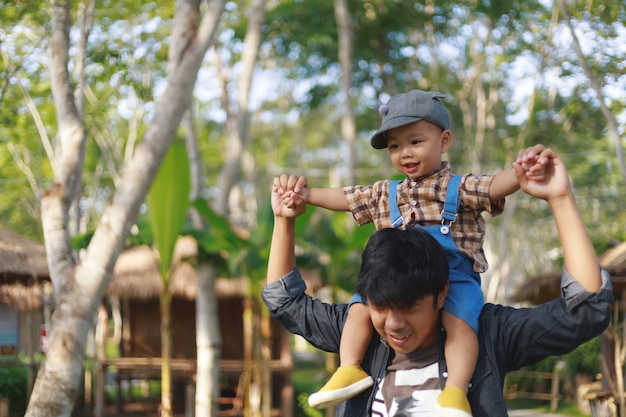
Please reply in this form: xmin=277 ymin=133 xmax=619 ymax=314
xmin=514 ymin=145 xmax=600 ymax=292
xmin=264 ymin=175 xmax=347 ymax=352
xmin=267 ymin=175 xmax=305 ymax=284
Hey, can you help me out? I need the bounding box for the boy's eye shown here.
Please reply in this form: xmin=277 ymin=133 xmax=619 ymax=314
xmin=411 ymin=140 xmax=419 ymax=145
xmin=389 ymin=144 xmax=398 ymax=149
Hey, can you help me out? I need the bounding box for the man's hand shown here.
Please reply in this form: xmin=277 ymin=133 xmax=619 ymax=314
xmin=272 ymin=175 xmax=307 ymax=218
xmin=514 ymin=145 xmax=571 ymax=202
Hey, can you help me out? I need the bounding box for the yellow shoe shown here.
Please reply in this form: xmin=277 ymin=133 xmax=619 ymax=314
xmin=308 ymin=364 xmax=374 ymax=409
xmin=435 ymin=386 xmax=472 ymax=417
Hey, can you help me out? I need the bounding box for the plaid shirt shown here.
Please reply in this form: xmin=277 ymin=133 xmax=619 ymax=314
xmin=343 ymin=162 xmax=505 ymax=272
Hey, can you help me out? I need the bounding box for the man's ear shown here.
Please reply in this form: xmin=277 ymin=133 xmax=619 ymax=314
xmin=440 ymin=130 xmax=453 ymax=153
xmin=437 ymin=282 xmax=449 ymax=309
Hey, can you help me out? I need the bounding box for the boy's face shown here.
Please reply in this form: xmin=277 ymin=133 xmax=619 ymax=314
xmin=368 ymin=289 xmax=446 ymax=353
xmin=386 ymin=120 xmax=452 ymax=179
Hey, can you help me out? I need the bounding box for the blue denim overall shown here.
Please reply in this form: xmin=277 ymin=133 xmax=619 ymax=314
xmin=388 ymin=175 xmax=483 ymax=333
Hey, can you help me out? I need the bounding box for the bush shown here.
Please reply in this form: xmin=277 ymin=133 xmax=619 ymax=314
xmin=563 ymin=337 xmax=601 ymax=376
xmin=0 ymin=366 xmax=28 ymax=415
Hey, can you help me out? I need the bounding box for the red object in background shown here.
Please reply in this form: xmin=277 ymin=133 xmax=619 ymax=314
xmin=40 ymin=324 xmax=48 ymax=352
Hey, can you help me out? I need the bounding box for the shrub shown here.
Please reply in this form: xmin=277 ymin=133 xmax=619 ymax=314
xmin=0 ymin=366 xmax=28 ymax=415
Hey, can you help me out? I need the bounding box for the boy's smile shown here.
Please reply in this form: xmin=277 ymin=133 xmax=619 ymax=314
xmin=386 ymin=120 xmax=452 ymax=180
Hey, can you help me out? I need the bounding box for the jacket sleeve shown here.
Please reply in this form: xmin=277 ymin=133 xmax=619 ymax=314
xmin=262 ymin=267 xmax=348 ymax=353
xmin=483 ymin=267 xmax=613 ymax=372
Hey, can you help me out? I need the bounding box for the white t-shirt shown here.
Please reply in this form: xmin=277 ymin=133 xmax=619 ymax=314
xmin=371 ymin=345 xmax=441 ymax=416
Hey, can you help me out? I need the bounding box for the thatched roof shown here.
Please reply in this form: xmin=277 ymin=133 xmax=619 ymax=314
xmin=0 ymin=229 xmax=49 ymax=311
xmin=1 ymin=233 xmax=249 ymax=309
xmin=109 ymin=236 xmax=247 ymax=300
xmin=509 ymin=242 xmax=626 ymax=305
xmin=0 ymin=229 xmax=48 ymax=283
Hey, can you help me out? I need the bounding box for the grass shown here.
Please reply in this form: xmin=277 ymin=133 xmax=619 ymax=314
xmin=506 ymin=398 xmax=588 ymax=416
xmin=292 ymin=359 xmax=326 ymax=394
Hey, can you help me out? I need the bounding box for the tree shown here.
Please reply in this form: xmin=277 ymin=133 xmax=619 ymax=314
xmin=214 ymin=0 xmax=265 ymax=219
xmin=333 ymin=0 xmax=357 ymax=186
xmin=1 ymin=3 xmax=623 ymax=413
xmin=25 ymin=1 xmax=227 ymax=416
xmin=556 ymin=0 xmax=626 ymax=183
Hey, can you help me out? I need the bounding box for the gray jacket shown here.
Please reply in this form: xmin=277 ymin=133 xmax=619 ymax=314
xmin=262 ymin=267 xmax=613 ymax=416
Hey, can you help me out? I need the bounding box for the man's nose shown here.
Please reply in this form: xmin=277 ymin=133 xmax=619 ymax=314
xmin=385 ymin=310 xmax=405 ymax=329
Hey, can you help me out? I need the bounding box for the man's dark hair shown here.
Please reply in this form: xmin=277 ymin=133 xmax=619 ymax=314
xmin=356 ymin=227 xmax=449 ymax=308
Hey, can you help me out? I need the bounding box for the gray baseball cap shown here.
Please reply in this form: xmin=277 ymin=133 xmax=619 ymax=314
xmin=370 ymin=90 xmax=451 ymax=149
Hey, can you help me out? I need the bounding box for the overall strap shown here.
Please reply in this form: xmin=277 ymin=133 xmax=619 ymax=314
xmin=389 ymin=175 xmax=462 ymax=232
xmin=440 ymin=175 xmax=462 ymax=234
xmin=442 ymin=175 xmax=462 ymax=221
xmin=388 ymin=180 xmax=403 ymax=228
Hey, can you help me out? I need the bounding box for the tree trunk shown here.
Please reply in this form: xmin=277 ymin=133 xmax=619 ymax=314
xmin=184 ymin=107 xmax=223 ymax=417
xmin=26 ymin=1 xmax=227 ymax=416
xmin=334 ymin=0 xmax=356 ymax=185
xmin=242 ymin=284 xmax=255 ymax=417
xmin=215 ymin=0 xmax=265 ymax=217
xmin=195 ymin=262 xmax=222 ymax=417
xmin=160 ymin=292 xmax=173 ymax=417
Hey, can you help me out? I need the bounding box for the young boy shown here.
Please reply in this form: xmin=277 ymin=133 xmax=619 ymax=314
xmin=279 ymin=90 xmax=547 ymax=416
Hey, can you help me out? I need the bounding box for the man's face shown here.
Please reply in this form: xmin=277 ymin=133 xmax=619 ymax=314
xmin=368 ymin=290 xmax=446 ymax=353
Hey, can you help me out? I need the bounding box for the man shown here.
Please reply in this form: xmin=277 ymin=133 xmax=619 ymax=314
xmin=263 ymin=145 xmax=613 ymax=416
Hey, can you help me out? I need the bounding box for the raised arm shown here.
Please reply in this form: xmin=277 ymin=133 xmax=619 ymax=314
xmin=513 ymin=146 xmax=601 ymax=292
xmin=489 ymin=168 xmax=519 ymax=201
xmin=267 ymin=175 xmax=306 ymax=284
xmin=490 ymin=144 xmax=555 ymax=201
xmin=306 ymin=187 xmax=350 ymax=211
xmin=264 ymin=176 xmax=348 ymax=354
xmin=280 ymin=175 xmax=350 ymax=212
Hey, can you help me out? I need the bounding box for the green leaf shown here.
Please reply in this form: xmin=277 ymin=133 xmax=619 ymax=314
xmin=146 ymin=141 xmax=191 ymax=279
xmin=191 ymin=198 xmax=248 ymax=253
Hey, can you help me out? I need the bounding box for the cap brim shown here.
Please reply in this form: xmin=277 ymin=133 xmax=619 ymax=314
xmin=370 ymin=131 xmax=387 ymax=149
xmin=370 ymin=116 xmax=423 ymax=149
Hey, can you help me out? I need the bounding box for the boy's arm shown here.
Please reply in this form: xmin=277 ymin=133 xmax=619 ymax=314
xmin=489 ymin=144 xmax=553 ymax=201
xmin=488 ymin=168 xmax=519 ymax=201
xmin=306 ymin=187 xmax=350 ymax=211
xmin=514 ymin=146 xmax=601 ymax=292
xmin=282 ymin=176 xmax=350 ymax=212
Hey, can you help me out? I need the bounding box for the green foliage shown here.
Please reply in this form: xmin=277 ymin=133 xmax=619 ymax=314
xmin=147 ymin=141 xmax=191 ymax=279
xmin=188 ymin=198 xmax=249 ymax=277
xmin=507 ymin=336 xmax=602 ymax=403
xmin=292 ymin=355 xmax=325 ymax=417
xmin=0 ymin=0 xmax=624 ymax=307
xmin=0 ymin=366 xmax=28 ymax=415
xmin=296 ymin=393 xmax=324 ymax=417
xmin=562 ymin=337 xmax=602 ymax=376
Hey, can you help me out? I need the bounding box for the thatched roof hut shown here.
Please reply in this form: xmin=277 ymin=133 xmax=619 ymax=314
xmin=109 ymin=236 xmax=247 ymax=300
xmin=510 ymin=242 xmax=626 ymax=305
xmin=0 ymin=229 xmax=48 ymax=280
xmin=0 ymin=229 xmax=49 ymax=311
xmin=0 ymin=233 xmax=248 ymax=310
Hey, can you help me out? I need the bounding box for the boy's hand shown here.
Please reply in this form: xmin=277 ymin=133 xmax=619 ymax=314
xmin=514 ymin=145 xmax=571 ymax=202
xmin=272 ymin=175 xmax=307 ymax=218
xmin=277 ymin=175 xmax=309 ymax=209
xmin=517 ymin=144 xmax=550 ymax=182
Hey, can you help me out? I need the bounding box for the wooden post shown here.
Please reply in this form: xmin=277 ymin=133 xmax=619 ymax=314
xmin=0 ymin=398 xmax=8 ymax=417
xmin=550 ymin=372 xmax=560 ymax=411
